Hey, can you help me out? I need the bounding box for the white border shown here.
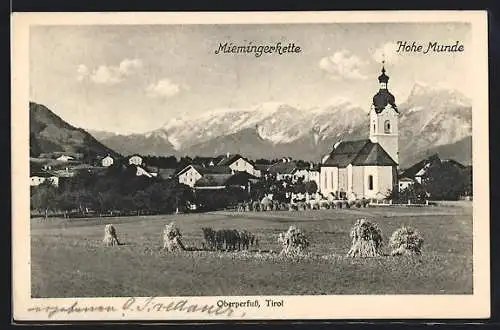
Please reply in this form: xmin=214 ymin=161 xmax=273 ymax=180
xmin=11 ymin=11 xmax=490 ymax=321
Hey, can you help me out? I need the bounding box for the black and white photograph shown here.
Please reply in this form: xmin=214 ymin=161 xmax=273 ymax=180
xmin=12 ymin=11 xmax=489 ymax=320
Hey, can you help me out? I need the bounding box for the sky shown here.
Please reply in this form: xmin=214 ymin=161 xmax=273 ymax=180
xmin=30 ymin=22 xmax=471 ymax=134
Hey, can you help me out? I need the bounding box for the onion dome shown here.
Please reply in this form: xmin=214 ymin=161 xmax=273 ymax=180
xmin=372 ymin=65 xmax=398 ymax=114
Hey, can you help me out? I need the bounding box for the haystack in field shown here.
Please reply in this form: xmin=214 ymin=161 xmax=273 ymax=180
xmin=346 ymin=218 xmax=383 ymax=258
xmin=261 ymin=196 xmax=273 ymax=211
xmin=278 ymin=225 xmax=310 ymax=256
xmin=389 ymin=226 xmax=424 ymax=256
xmin=103 ymin=224 xmax=120 ymax=246
xmin=163 ymin=222 xmax=185 ymax=251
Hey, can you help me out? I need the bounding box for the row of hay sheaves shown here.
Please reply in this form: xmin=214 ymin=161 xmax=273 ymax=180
xmin=102 ymin=219 xmax=424 ymax=258
xmin=235 ymin=199 xmax=370 ymax=212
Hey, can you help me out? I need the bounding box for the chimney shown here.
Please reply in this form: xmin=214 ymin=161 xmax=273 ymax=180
xmin=226 ymin=152 xmax=230 ymax=158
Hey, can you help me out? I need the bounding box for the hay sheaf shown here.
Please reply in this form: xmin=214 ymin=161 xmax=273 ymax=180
xmin=163 ymin=222 xmax=185 ymax=251
xmin=347 ymin=218 xmax=383 ymax=258
xmin=278 ymin=225 xmax=310 ymax=257
xmin=389 ymin=226 xmax=424 ymax=256
xmin=103 ymin=224 xmax=120 ymax=246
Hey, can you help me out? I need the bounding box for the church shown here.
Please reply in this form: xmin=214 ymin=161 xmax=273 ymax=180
xmin=319 ymin=63 xmax=399 ymax=200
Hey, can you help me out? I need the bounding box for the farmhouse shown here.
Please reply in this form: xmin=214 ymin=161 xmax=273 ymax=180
xmin=193 ymin=171 xmax=258 ymax=190
xmin=128 ymin=154 xmax=143 ymax=166
xmin=320 ymin=64 xmax=399 ymax=200
xmin=56 ymin=155 xmax=75 ymax=162
xmin=267 ymin=159 xmax=298 ymax=181
xmin=136 ymin=166 xmax=154 ymax=178
xmin=192 ymin=156 xmax=224 ymax=167
xmin=101 ymin=155 xmax=114 ymax=167
xmin=398 ymin=177 xmax=415 ymax=191
xmin=30 ymin=171 xmax=59 ymax=187
xmin=217 ymin=153 xmax=261 ymax=177
xmin=399 ymin=154 xmax=466 ymax=185
xmin=177 ymin=164 xmax=233 ymax=188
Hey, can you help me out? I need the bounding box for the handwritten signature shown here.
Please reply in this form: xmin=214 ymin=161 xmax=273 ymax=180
xmin=27 ymin=297 xmax=237 ymax=318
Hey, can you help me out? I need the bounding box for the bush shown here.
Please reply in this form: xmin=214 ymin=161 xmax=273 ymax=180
xmin=319 ymin=201 xmax=329 ymax=209
xmin=346 ymin=218 xmax=383 ymax=258
xmin=355 ymin=200 xmax=362 ymax=208
xmin=361 ymin=198 xmax=369 ymax=207
xmin=389 ymin=226 xmax=424 ymax=256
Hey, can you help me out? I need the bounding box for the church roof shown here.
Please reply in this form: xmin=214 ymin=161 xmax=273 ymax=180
xmin=373 ymin=89 xmax=398 ymax=114
xmin=322 ymin=139 xmax=397 ymax=168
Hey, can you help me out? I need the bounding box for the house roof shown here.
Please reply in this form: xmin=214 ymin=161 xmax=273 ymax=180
xmin=194 ymin=171 xmax=258 ymax=187
xmin=192 ymin=156 xmax=224 ymax=166
xmin=225 ymin=171 xmax=258 ymax=185
xmin=254 ymin=164 xmax=271 ymax=171
xmin=267 ymin=161 xmax=298 ymax=175
xmin=322 ymin=139 xmax=397 ymax=168
xmin=399 ymin=154 xmax=440 ymax=179
xmin=194 ymin=174 xmax=233 ymax=187
xmin=157 ymin=168 xmax=177 ymax=179
xmin=177 ymin=164 xmax=233 ymax=177
xmin=217 ymin=154 xmax=249 ymax=166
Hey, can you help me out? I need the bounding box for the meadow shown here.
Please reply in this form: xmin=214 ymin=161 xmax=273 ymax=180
xmin=31 ymin=203 xmax=473 ymax=297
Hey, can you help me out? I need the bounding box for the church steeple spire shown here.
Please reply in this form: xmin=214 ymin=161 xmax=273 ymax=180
xmin=378 ymin=60 xmax=389 ymax=88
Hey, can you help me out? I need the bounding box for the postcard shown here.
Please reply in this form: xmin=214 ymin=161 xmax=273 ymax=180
xmin=11 ymin=11 xmax=489 ymax=321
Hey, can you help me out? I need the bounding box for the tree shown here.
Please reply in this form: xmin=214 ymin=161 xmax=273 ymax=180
xmin=305 ymin=181 xmax=318 ymax=194
xmin=294 ymin=182 xmax=306 ymax=194
xmin=422 ymin=161 xmax=467 ymax=200
xmin=30 ymin=180 xmax=58 ymax=219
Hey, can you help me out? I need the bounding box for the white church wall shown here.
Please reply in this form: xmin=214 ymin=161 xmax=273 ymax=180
xmin=377 ymin=166 xmax=394 ymax=198
xmin=351 ymin=165 xmax=365 ymax=199
xmin=338 ymin=168 xmax=348 ymax=196
xmin=320 ymin=166 xmax=338 ymax=196
xmin=363 ymin=165 xmax=393 ymax=199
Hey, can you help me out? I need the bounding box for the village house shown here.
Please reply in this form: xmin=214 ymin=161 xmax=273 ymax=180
xmin=56 ymin=155 xmax=75 ymax=162
xmin=191 ymin=156 xmax=224 ymax=167
xmin=177 ymin=164 xmax=233 ymax=188
xmin=193 ymin=171 xmax=258 ymax=191
xmin=30 ymin=171 xmax=59 ymax=187
xmin=320 ymin=64 xmax=399 ymax=200
xmin=306 ymin=165 xmax=321 ymax=189
xmin=267 ymin=158 xmax=298 ymax=181
xmin=217 ymin=153 xmax=261 ymax=177
xmin=398 ymin=177 xmax=415 ymax=191
xmin=399 ymin=154 xmax=466 ymax=185
xmin=134 ymin=166 xmax=152 ymax=178
xmin=128 ymin=154 xmax=143 ymax=166
xmin=101 ymin=155 xmax=114 ymax=167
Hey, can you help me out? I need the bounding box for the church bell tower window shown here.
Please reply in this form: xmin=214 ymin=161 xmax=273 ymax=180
xmin=384 ymin=120 xmax=391 ymax=133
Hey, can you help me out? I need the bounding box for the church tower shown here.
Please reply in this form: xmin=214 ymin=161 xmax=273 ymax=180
xmin=369 ymin=62 xmax=400 ymax=165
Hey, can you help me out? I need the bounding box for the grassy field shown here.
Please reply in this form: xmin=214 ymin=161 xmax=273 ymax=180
xmin=31 ymin=203 xmax=473 ymax=297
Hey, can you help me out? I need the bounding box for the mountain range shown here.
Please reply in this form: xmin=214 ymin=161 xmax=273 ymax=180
xmin=89 ymin=82 xmax=472 ymax=168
